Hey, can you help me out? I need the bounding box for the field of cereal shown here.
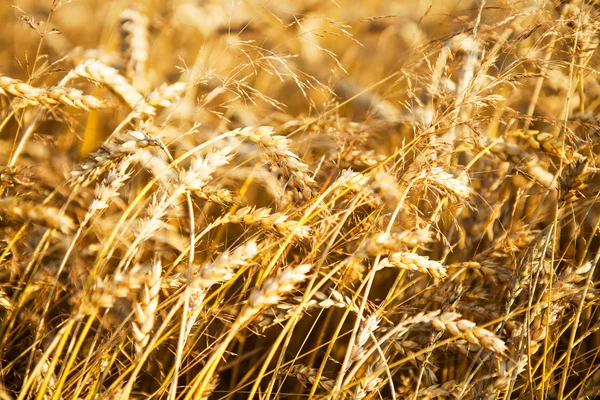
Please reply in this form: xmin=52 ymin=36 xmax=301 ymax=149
xmin=0 ymin=1 xmax=599 ymax=398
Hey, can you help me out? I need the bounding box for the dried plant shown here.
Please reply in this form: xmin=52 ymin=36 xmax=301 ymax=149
xmin=1 ymin=1 xmax=599 ymax=399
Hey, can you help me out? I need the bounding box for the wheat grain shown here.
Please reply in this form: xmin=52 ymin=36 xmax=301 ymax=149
xmin=239 ymin=126 xmax=317 ymax=199
xmin=69 ymin=59 xmax=144 ymax=108
xmin=118 ymin=7 xmax=149 ymax=90
xmin=431 ymin=312 xmax=507 ymax=354
xmin=281 ymin=364 xmax=335 ymax=391
xmin=0 ymin=76 xmax=105 ymax=111
xmin=0 ymin=198 xmax=75 ymax=234
xmin=132 ymin=261 xmax=162 ymax=356
xmin=220 ymin=206 xmax=310 ymax=238
xmin=238 ymin=264 xmax=312 ymax=324
xmin=384 ymin=252 xmax=447 ymax=278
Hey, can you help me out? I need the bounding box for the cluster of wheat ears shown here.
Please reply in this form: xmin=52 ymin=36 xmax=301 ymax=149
xmin=0 ymin=0 xmax=599 ymax=399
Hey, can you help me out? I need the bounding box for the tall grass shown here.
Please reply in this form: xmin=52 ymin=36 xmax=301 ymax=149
xmin=0 ymin=0 xmax=599 ymax=398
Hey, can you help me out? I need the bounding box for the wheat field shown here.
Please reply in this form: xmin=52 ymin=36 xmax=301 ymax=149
xmin=0 ymin=0 xmax=599 ymax=399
